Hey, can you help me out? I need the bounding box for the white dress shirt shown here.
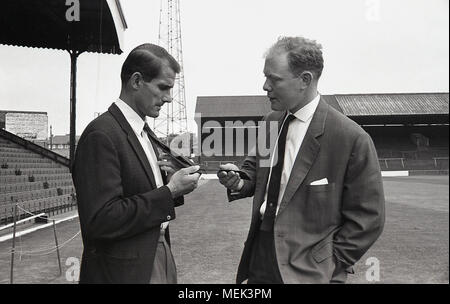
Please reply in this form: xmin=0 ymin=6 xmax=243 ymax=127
xmin=260 ymin=94 xmax=321 ymax=218
xmin=115 ymin=99 xmax=169 ymax=230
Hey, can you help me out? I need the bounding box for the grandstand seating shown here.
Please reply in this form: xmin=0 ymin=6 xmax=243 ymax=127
xmin=0 ymin=137 xmax=76 ymax=225
xmin=366 ymin=125 xmax=449 ymax=172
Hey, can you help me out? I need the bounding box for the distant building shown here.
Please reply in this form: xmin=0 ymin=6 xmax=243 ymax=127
xmin=195 ymin=93 xmax=449 ymax=171
xmin=48 ymin=134 xmax=81 ymax=158
xmin=195 ymin=96 xmax=272 ymax=165
xmin=0 ymin=110 xmax=48 ymax=145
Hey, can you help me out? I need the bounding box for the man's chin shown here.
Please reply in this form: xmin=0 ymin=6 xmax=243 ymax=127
xmin=147 ymin=111 xmax=159 ymax=118
xmin=270 ymin=103 xmax=285 ymax=112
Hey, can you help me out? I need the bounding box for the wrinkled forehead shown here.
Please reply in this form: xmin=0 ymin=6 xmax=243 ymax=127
xmin=265 ymin=46 xmax=288 ymax=59
xmin=263 ymin=51 xmax=291 ymax=75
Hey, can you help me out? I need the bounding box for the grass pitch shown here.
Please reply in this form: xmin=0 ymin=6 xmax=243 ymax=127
xmin=0 ymin=176 xmax=448 ymax=284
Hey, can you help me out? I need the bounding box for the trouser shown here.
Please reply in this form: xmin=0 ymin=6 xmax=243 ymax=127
xmin=247 ymin=229 xmax=283 ymax=284
xmin=149 ymin=229 xmax=177 ymax=284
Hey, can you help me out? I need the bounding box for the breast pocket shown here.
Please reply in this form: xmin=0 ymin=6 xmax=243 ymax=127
xmin=303 ymin=183 xmax=339 ymax=233
xmin=308 ymin=183 xmax=334 ymax=193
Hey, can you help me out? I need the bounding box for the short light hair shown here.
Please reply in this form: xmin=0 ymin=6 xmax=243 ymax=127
xmin=266 ymin=36 xmax=324 ymax=79
xmin=120 ymin=43 xmax=180 ymax=86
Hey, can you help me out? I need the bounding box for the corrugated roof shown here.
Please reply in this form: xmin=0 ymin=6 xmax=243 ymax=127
xmin=320 ymin=95 xmax=342 ymax=112
xmin=0 ymin=0 xmax=127 ymax=55
xmin=196 ymin=96 xmax=272 ymax=118
xmin=51 ymin=135 xmax=80 ymax=145
xmin=196 ymin=93 xmax=449 ymax=118
xmin=0 ymin=110 xmax=48 ymax=115
xmin=336 ymin=93 xmax=449 ymax=116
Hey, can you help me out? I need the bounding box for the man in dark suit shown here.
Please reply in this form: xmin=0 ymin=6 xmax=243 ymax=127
xmin=72 ymin=43 xmax=200 ymax=284
xmin=218 ymin=36 xmax=385 ymax=283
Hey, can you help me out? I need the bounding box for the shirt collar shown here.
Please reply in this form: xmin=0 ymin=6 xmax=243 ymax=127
xmin=115 ymin=98 xmax=146 ymax=135
xmin=290 ymin=93 xmax=321 ymax=122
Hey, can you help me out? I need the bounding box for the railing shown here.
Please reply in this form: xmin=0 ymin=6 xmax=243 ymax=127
xmin=433 ymin=157 xmax=449 ymax=168
xmin=379 ymin=157 xmax=449 ymax=171
xmin=377 ymin=148 xmax=449 ymax=160
xmin=0 ymin=129 xmax=70 ymax=168
xmin=379 ymin=158 xmax=405 ymax=169
xmin=201 ymin=160 xmax=238 ymax=172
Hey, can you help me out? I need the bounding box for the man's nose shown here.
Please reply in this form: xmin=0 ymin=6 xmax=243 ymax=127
xmin=162 ymin=95 xmax=173 ymax=103
xmin=263 ymin=79 xmax=271 ymax=92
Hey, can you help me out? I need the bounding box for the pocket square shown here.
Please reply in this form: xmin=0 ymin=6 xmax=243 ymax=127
xmin=310 ymin=178 xmax=328 ymax=186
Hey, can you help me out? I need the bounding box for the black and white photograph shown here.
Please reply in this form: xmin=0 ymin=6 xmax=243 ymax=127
xmin=0 ymin=0 xmax=448 ymax=293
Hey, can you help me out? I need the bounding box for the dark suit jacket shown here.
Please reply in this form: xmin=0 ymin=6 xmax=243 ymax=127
xmin=229 ymin=98 xmax=385 ymax=283
xmin=72 ymin=103 xmax=183 ymax=284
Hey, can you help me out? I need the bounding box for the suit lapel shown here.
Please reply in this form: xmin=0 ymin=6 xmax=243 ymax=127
xmin=108 ymin=103 xmax=157 ymax=189
xmin=277 ymin=99 xmax=328 ymax=215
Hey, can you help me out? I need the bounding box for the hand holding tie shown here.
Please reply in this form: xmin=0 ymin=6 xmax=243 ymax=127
xmin=158 ymin=152 xmax=182 ymax=181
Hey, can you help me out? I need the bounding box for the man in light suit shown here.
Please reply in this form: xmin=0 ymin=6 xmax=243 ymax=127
xmin=218 ymin=36 xmax=385 ymax=284
xmin=72 ymin=43 xmax=200 ymax=283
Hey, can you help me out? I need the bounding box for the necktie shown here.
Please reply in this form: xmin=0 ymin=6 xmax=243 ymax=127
xmin=144 ymin=123 xmax=199 ymax=170
xmin=143 ymin=124 xmax=170 ymax=231
xmin=143 ymin=123 xmax=161 ymax=158
xmin=260 ymin=113 xmax=295 ymax=232
xmin=143 ymin=123 xmax=167 ymax=184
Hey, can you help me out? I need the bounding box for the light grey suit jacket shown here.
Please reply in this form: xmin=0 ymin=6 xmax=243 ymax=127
xmin=229 ymin=98 xmax=385 ymax=283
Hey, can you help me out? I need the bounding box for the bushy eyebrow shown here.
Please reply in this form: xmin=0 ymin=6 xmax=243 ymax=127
xmin=158 ymin=84 xmax=173 ymax=90
xmin=264 ymin=72 xmax=282 ymax=80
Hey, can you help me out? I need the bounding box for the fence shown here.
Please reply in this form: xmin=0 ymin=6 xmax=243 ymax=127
xmin=0 ymin=203 xmax=80 ymax=284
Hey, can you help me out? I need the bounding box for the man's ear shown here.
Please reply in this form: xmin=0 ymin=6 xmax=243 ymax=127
xmin=129 ymin=72 xmax=143 ymax=90
xmin=299 ymin=71 xmax=313 ymax=88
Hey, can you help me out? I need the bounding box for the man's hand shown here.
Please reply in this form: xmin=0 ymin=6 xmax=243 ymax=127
xmin=166 ymin=165 xmax=201 ymax=198
xmin=158 ymin=153 xmax=182 ymax=181
xmin=217 ymin=163 xmax=244 ymax=192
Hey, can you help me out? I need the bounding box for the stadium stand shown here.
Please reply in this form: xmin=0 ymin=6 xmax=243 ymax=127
xmin=196 ymin=93 xmax=449 ymax=174
xmin=0 ymin=129 xmax=76 ymax=225
xmin=368 ymin=125 xmax=449 ymax=172
xmin=332 ymin=93 xmax=449 ymax=173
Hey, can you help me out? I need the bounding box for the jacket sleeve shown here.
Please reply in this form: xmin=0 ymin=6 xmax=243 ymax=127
xmin=174 ymin=196 xmax=184 ymax=207
xmin=226 ymin=112 xmax=274 ymax=202
xmin=333 ymin=132 xmax=385 ymax=272
xmin=72 ymin=130 xmax=176 ymax=242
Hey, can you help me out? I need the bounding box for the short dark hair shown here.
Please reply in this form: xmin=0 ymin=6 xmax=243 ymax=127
xmin=266 ymin=36 xmax=324 ymax=79
xmin=120 ymin=43 xmax=180 ymax=86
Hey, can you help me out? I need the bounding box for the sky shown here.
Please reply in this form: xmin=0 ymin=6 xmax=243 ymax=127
xmin=0 ymin=0 xmax=448 ymax=136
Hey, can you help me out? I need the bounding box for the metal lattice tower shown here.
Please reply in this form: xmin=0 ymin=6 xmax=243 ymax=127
xmin=153 ymin=0 xmax=188 ymax=140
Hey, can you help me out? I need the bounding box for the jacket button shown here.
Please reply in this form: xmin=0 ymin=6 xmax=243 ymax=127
xmin=167 ymin=215 xmax=171 ymax=220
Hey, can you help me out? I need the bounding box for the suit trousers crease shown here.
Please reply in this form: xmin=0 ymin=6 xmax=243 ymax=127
xmin=149 ymin=230 xmax=177 ymax=284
